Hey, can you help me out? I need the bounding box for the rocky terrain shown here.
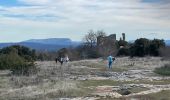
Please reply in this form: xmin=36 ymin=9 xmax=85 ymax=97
xmin=0 ymin=57 xmax=170 ymax=100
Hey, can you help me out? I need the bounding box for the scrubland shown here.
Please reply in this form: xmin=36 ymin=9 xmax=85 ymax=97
xmin=0 ymin=57 xmax=170 ymax=100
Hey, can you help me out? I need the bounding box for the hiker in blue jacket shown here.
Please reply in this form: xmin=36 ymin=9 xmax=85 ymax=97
xmin=107 ymin=55 xmax=115 ymax=69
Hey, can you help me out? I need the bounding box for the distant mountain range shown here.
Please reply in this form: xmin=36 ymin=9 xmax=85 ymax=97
xmin=165 ymin=40 xmax=170 ymax=46
xmin=0 ymin=38 xmax=169 ymax=51
xmin=0 ymin=38 xmax=82 ymax=51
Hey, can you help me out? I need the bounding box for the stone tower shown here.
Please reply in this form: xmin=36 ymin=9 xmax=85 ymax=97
xmin=97 ymin=34 xmax=117 ymax=56
xmin=122 ymin=33 xmax=125 ymax=41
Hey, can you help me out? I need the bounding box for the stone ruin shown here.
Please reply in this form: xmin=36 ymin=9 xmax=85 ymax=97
xmin=97 ymin=33 xmax=126 ymax=56
xmin=97 ymin=34 xmax=117 ymax=56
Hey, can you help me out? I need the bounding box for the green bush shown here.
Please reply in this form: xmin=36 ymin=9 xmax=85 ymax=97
xmin=0 ymin=45 xmax=36 ymax=75
xmin=117 ymin=89 xmax=131 ymax=95
xmin=0 ymin=53 xmax=35 ymax=75
xmin=0 ymin=45 xmax=36 ymax=62
xmin=117 ymin=48 xmax=130 ymax=56
xmin=129 ymin=38 xmax=165 ymax=57
xmin=154 ymin=64 xmax=170 ymax=76
xmin=130 ymin=38 xmax=150 ymax=57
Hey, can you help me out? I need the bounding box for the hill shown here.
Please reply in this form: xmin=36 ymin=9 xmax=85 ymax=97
xmin=24 ymin=38 xmax=72 ymax=45
xmin=165 ymin=40 xmax=170 ymax=46
xmin=0 ymin=38 xmax=82 ymax=51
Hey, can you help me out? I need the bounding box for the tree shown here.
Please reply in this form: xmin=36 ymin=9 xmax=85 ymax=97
xmin=130 ymin=38 xmax=150 ymax=57
xmin=83 ymin=30 xmax=107 ymax=48
xmin=83 ymin=30 xmax=97 ymax=48
xmin=96 ymin=30 xmax=107 ymax=37
xmin=118 ymin=39 xmax=128 ymax=47
xmin=57 ymin=48 xmax=69 ymax=57
xmin=82 ymin=30 xmax=107 ymax=58
xmin=117 ymin=48 xmax=130 ymax=56
xmin=149 ymin=39 xmax=165 ymax=56
xmin=117 ymin=39 xmax=129 ymax=56
xmin=129 ymin=38 xmax=165 ymax=57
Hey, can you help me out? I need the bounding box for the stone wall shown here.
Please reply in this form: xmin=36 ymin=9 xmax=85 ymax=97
xmin=97 ymin=34 xmax=117 ymax=56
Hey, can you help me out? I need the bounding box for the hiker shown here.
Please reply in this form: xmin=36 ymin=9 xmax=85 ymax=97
xmin=55 ymin=55 xmax=70 ymax=65
xmin=55 ymin=57 xmax=64 ymax=65
xmin=65 ymin=55 xmax=69 ymax=62
xmin=107 ymin=55 xmax=115 ymax=69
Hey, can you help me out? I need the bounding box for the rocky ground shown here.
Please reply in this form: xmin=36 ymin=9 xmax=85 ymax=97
xmin=0 ymin=57 xmax=170 ymax=100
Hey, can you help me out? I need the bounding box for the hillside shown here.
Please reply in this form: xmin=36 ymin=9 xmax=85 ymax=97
xmin=165 ymin=40 xmax=170 ymax=46
xmin=0 ymin=38 xmax=81 ymax=51
xmin=24 ymin=38 xmax=72 ymax=45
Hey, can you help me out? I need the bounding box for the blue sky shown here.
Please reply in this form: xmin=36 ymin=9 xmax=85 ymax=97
xmin=0 ymin=0 xmax=25 ymax=6
xmin=0 ymin=0 xmax=170 ymax=42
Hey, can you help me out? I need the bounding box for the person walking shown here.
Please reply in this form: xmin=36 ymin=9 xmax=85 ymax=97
xmin=108 ymin=55 xmax=113 ymax=69
xmin=65 ymin=55 xmax=69 ymax=62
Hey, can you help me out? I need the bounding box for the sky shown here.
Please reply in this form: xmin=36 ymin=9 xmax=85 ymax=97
xmin=0 ymin=0 xmax=170 ymax=42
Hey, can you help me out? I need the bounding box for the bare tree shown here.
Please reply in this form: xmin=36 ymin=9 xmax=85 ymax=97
xmin=83 ymin=30 xmax=107 ymax=48
xmin=96 ymin=30 xmax=106 ymax=37
xmin=81 ymin=30 xmax=109 ymax=58
xmin=83 ymin=30 xmax=97 ymax=48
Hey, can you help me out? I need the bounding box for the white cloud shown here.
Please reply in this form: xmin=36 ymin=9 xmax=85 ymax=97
xmin=0 ymin=0 xmax=170 ymax=42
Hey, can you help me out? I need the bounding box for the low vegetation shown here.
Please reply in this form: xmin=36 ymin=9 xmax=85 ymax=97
xmin=0 ymin=57 xmax=170 ymax=99
xmin=130 ymin=90 xmax=170 ymax=100
xmin=117 ymin=89 xmax=131 ymax=95
xmin=154 ymin=64 xmax=170 ymax=76
xmin=0 ymin=45 xmax=36 ymax=75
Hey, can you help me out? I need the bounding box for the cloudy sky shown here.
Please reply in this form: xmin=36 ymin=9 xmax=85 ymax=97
xmin=0 ymin=0 xmax=170 ymax=42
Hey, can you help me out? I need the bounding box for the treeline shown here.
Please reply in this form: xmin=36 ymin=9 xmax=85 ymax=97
xmin=117 ymin=38 xmax=165 ymax=57
xmin=53 ymin=31 xmax=167 ymax=59
xmin=0 ymin=31 xmax=168 ymax=75
xmin=79 ymin=30 xmax=166 ymax=58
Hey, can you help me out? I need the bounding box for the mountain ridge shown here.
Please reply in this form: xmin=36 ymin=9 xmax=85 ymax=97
xmin=0 ymin=38 xmax=169 ymax=51
xmin=24 ymin=38 xmax=72 ymax=45
xmin=0 ymin=38 xmax=82 ymax=51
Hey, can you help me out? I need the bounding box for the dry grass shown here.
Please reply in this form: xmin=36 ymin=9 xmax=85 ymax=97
xmin=0 ymin=57 xmax=170 ymax=99
xmin=0 ymin=80 xmax=82 ymax=100
xmin=127 ymin=90 xmax=170 ymax=100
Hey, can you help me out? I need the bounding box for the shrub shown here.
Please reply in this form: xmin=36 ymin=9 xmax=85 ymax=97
xmin=159 ymin=46 xmax=170 ymax=59
xmin=118 ymin=40 xmax=128 ymax=47
xmin=154 ymin=64 xmax=170 ymax=76
xmin=117 ymin=48 xmax=130 ymax=56
xmin=0 ymin=52 xmax=35 ymax=75
xmin=0 ymin=45 xmax=36 ymax=75
xmin=0 ymin=45 xmax=36 ymax=62
xmin=76 ymin=45 xmax=101 ymax=59
xmin=129 ymin=38 xmax=165 ymax=57
xmin=149 ymin=39 xmax=165 ymax=56
xmin=117 ymin=89 xmax=131 ymax=95
xmin=130 ymin=38 xmax=150 ymax=57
